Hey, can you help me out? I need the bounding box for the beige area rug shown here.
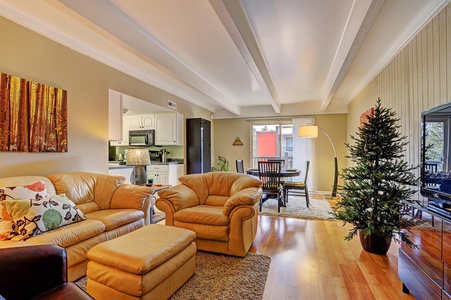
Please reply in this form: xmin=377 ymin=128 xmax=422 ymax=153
xmin=75 ymin=251 xmax=271 ymax=300
xmin=258 ymin=196 xmax=336 ymax=220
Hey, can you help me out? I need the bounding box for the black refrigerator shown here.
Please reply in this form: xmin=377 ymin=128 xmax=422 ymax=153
xmin=186 ymin=118 xmax=211 ymax=174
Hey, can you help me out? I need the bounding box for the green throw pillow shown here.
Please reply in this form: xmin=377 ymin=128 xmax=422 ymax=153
xmin=5 ymin=194 xmax=87 ymax=238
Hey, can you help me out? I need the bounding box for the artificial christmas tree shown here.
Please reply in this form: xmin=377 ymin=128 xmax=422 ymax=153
xmin=333 ymin=98 xmax=418 ymax=254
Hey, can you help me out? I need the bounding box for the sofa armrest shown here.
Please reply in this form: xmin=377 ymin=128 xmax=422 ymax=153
xmin=155 ymin=199 xmax=176 ymax=225
xmin=156 ymin=185 xmax=199 ymax=226
xmin=157 ymin=184 xmax=199 ymax=212
xmin=223 ymin=187 xmax=262 ymax=216
xmin=111 ymin=184 xmax=153 ymax=210
xmin=111 ymin=184 xmax=155 ymax=225
xmin=0 ymin=245 xmax=67 ymax=299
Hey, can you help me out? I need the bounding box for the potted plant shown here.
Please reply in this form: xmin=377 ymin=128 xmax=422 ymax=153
xmin=333 ymin=98 xmax=418 ymax=254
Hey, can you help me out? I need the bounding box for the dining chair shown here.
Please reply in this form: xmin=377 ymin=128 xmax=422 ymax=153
xmin=258 ymin=161 xmax=283 ymax=212
xmin=236 ymin=159 xmax=244 ymax=173
xmin=268 ymin=159 xmax=285 ymax=170
xmin=283 ymin=161 xmax=310 ymax=207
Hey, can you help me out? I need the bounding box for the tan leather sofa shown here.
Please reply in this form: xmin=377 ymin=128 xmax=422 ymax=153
xmin=156 ymin=172 xmax=262 ymax=257
xmin=0 ymin=172 xmax=155 ymax=282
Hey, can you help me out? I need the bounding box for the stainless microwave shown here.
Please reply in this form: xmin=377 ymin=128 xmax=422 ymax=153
xmin=129 ymin=130 xmax=155 ymax=146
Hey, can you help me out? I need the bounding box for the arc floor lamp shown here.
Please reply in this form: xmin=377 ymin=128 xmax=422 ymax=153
xmin=299 ymin=125 xmax=339 ymax=199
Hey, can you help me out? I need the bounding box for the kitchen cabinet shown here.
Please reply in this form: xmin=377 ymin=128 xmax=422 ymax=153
xmin=108 ymin=165 xmax=133 ymax=183
xmin=129 ymin=114 xmax=155 ymax=130
xmin=110 ymin=115 xmax=130 ymax=146
xmin=147 ymin=164 xmax=184 ymax=186
xmin=155 ymin=112 xmax=184 ymax=145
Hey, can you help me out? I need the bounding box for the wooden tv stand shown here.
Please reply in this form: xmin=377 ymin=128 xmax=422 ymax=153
xmin=399 ymin=200 xmax=451 ymax=299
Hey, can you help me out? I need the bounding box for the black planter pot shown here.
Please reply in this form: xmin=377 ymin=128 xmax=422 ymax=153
xmin=359 ymin=231 xmax=391 ymax=255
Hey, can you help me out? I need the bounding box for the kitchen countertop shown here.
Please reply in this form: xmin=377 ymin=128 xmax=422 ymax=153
xmin=108 ymin=163 xmax=134 ymax=169
xmin=108 ymin=160 xmax=183 ymax=169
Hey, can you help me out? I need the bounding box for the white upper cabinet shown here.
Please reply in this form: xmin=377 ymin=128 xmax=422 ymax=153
xmin=110 ymin=115 xmax=130 ymax=146
xmin=129 ymin=114 xmax=155 ymax=130
xmin=141 ymin=114 xmax=155 ymax=129
xmin=155 ymin=112 xmax=184 ymax=145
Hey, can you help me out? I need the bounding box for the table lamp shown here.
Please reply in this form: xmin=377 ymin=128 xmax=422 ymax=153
xmin=126 ymin=148 xmax=151 ymax=185
xmin=299 ymin=125 xmax=339 ymax=199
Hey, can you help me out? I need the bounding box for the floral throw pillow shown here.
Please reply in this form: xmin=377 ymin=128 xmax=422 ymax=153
xmin=0 ymin=181 xmax=49 ymax=240
xmin=4 ymin=194 xmax=87 ymax=238
xmin=0 ymin=181 xmax=49 ymax=202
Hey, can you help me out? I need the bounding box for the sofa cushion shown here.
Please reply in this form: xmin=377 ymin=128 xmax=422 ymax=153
xmin=86 ymin=209 xmax=144 ymax=232
xmin=174 ymin=220 xmax=229 ymax=241
xmin=26 ymin=219 xmax=106 ymax=248
xmin=47 ymin=172 xmax=125 ymax=213
xmin=174 ymin=205 xmax=229 ymax=226
xmin=5 ymin=194 xmax=87 ymax=238
xmin=204 ymin=195 xmax=229 ymax=206
xmin=178 ymin=173 xmax=262 ymax=205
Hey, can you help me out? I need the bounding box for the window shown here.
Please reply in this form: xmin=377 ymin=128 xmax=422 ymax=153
xmin=250 ymin=117 xmax=314 ymax=176
xmin=251 ymin=123 xmax=287 ymax=168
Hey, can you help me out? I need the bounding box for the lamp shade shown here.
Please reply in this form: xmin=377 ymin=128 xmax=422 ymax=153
xmin=299 ymin=125 xmax=318 ymax=138
xmin=126 ymin=148 xmax=151 ymax=166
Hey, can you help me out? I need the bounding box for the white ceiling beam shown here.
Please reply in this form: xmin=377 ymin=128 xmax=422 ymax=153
xmin=210 ymin=0 xmax=281 ymax=114
xmin=59 ymin=0 xmax=242 ymax=115
xmin=321 ymin=0 xmax=385 ymax=111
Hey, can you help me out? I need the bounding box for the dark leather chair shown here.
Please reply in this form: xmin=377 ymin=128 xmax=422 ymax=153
xmin=0 ymin=245 xmax=93 ymax=300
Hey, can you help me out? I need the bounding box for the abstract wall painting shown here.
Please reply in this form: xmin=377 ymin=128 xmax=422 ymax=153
xmin=0 ymin=72 xmax=67 ymax=152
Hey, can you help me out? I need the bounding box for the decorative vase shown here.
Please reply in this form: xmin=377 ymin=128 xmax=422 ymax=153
xmin=359 ymin=231 xmax=391 ymax=255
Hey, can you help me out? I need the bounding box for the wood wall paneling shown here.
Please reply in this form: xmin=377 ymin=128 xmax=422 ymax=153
xmin=349 ymin=4 xmax=451 ymax=202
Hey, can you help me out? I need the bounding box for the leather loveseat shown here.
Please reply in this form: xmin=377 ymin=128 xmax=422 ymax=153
xmin=0 ymin=244 xmax=93 ymax=299
xmin=0 ymin=172 xmax=154 ymax=281
xmin=156 ymin=172 xmax=262 ymax=257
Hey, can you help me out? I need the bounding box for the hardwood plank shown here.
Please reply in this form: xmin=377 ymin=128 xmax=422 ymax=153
xmin=251 ymin=195 xmax=415 ymax=300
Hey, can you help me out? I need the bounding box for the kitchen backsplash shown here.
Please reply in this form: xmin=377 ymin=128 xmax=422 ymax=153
xmin=109 ymin=145 xmax=184 ymax=161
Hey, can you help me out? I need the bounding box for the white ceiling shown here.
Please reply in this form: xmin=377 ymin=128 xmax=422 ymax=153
xmin=0 ymin=0 xmax=449 ymax=118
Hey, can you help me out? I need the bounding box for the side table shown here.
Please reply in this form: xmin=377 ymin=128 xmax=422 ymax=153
xmin=146 ymin=184 xmax=172 ymax=195
xmin=146 ymin=184 xmax=172 ymax=224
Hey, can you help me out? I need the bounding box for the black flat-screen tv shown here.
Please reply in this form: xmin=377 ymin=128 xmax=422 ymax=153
xmin=421 ymin=102 xmax=451 ymax=215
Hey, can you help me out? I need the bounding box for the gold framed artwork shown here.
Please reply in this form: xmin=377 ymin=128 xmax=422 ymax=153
xmin=0 ymin=72 xmax=67 ymax=152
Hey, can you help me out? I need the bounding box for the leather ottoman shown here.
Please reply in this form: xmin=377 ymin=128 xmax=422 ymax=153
xmin=86 ymin=225 xmax=196 ymax=300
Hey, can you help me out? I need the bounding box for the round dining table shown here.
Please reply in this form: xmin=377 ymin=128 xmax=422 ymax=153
xmin=246 ymin=168 xmax=301 ymax=208
xmin=245 ymin=169 xmax=301 ymax=177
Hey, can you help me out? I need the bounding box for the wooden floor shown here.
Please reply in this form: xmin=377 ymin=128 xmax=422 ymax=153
xmin=250 ymin=194 xmax=416 ymax=300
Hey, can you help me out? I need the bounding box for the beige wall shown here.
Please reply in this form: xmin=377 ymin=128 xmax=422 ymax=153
xmin=348 ymin=4 xmax=451 ymax=197
xmin=0 ymin=16 xmax=211 ymax=177
xmin=314 ymin=114 xmax=347 ymax=192
xmin=212 ymin=118 xmax=250 ymax=172
xmin=213 ymin=114 xmax=347 ymax=192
